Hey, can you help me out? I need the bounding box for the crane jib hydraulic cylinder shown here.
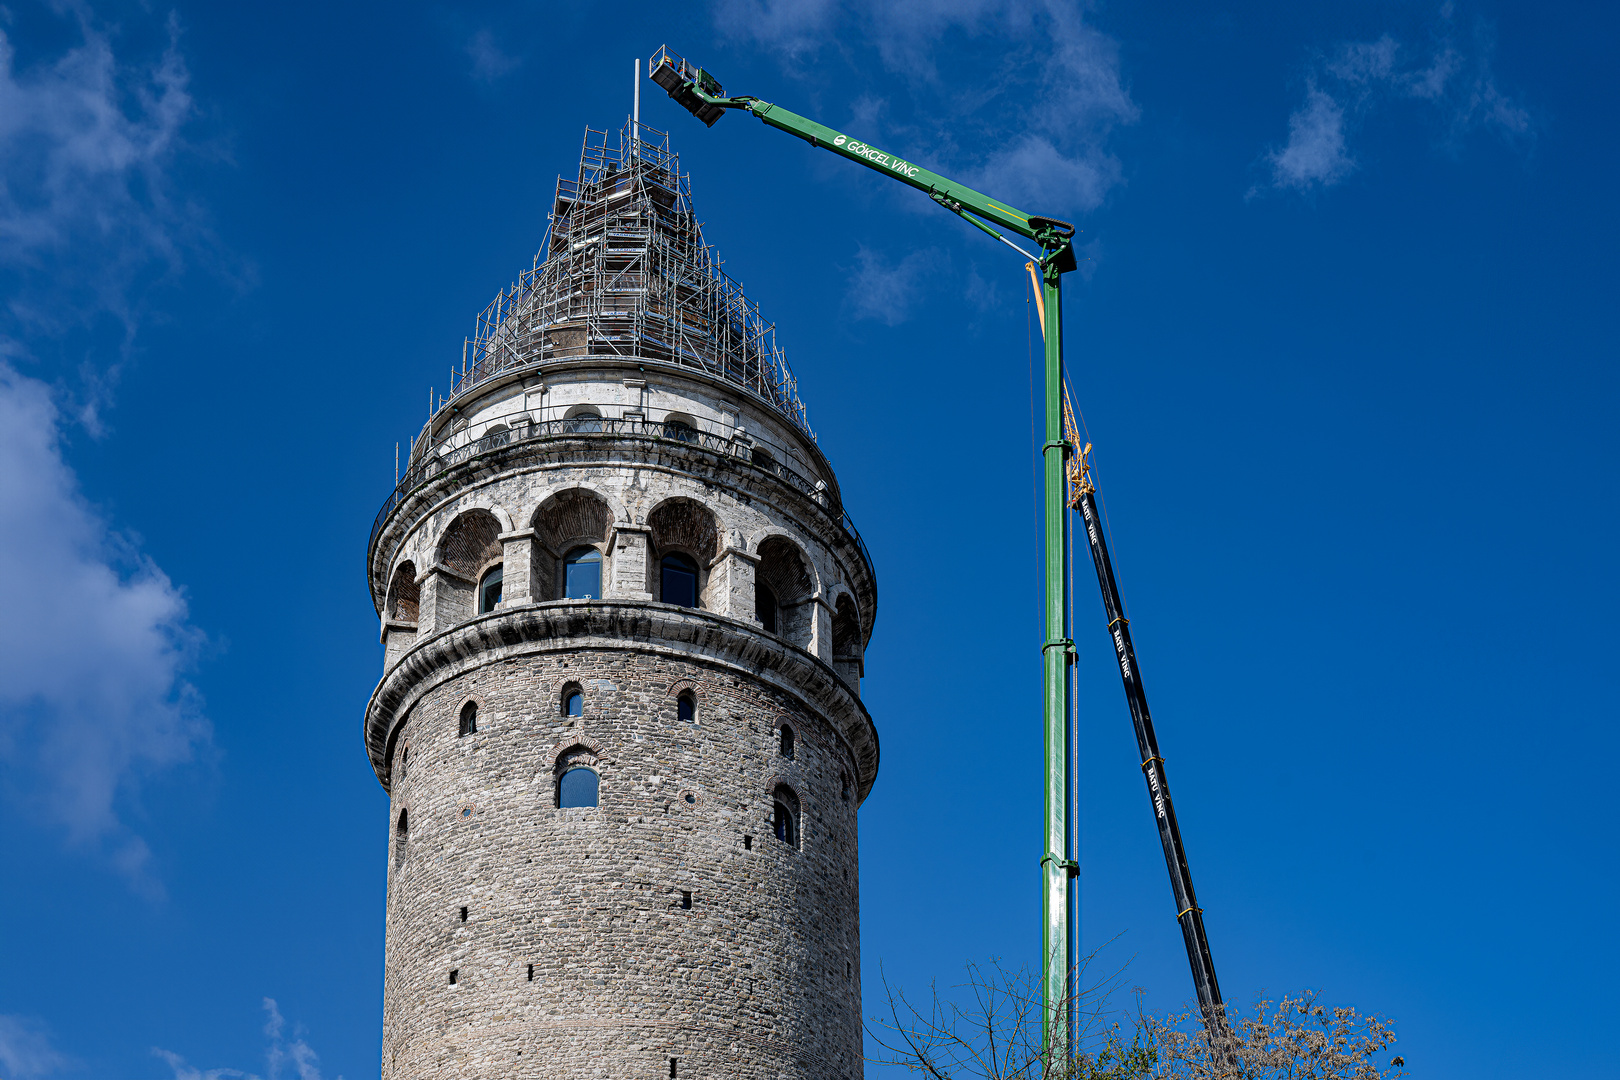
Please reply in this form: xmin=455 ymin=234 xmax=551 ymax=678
xmin=1076 ymin=486 xmax=1225 ymax=1020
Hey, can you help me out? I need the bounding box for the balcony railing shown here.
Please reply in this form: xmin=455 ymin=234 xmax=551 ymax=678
xmin=369 ymin=418 xmax=875 ymax=589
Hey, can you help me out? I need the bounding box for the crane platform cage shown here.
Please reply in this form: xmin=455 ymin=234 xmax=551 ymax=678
xmin=440 ymin=120 xmax=812 ymax=441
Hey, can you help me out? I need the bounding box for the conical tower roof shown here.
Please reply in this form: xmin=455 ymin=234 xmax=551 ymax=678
xmin=445 ymin=121 xmax=812 ymax=438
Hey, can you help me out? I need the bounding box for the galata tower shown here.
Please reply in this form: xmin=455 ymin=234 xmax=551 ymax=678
xmin=362 ymin=121 xmax=878 ymax=1080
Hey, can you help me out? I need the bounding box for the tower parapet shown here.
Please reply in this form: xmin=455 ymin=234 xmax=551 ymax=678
xmin=364 ymin=122 xmax=878 ymax=1080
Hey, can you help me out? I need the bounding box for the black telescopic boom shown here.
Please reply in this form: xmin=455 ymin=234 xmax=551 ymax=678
xmin=1077 ymin=486 xmax=1225 ymax=1020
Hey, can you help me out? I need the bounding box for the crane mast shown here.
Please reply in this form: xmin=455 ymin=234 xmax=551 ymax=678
xmin=649 ymin=45 xmax=1227 ymax=1042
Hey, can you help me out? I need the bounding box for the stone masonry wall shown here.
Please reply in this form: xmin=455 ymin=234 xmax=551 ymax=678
xmin=380 ymin=648 xmax=863 ymax=1080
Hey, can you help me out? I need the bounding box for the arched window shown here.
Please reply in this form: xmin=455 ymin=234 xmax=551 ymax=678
xmin=558 ymin=767 xmax=599 ymax=808
xmin=772 ymin=785 xmax=800 ymax=849
xmin=664 ymin=419 xmax=698 ymax=443
xmin=756 ymin=581 xmax=778 ymax=634
xmin=483 ymin=423 xmax=510 ymax=447
xmin=778 ymin=724 xmax=795 ymax=760
xmin=459 ymin=701 xmax=478 ymax=737
xmin=661 ymin=553 xmax=698 ymax=608
xmin=564 ymin=546 xmax=601 ymax=599
xmin=563 ymin=686 xmax=584 ymax=718
xmin=399 ymin=745 xmax=409 ymax=779
xmin=563 ymin=409 xmax=602 ymax=434
xmin=478 ymin=564 xmax=503 ymax=613
xmin=751 ymin=446 xmax=775 ymax=469
xmin=396 ymin=808 xmax=408 ymax=839
xmin=677 ymin=692 xmax=696 ymax=724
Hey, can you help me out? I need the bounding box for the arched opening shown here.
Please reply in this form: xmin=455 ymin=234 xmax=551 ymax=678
xmin=647 ymin=499 xmax=718 ymax=606
xmin=756 ymin=581 xmax=779 ymax=634
xmin=483 ymin=423 xmax=510 ymax=447
xmin=751 ymin=445 xmax=775 ymax=469
xmin=562 ymin=406 xmax=602 ymax=433
xmin=459 ymin=701 xmax=478 ymax=737
xmin=478 ymin=564 xmax=503 ymax=613
xmin=661 ymin=553 xmax=698 ymax=608
xmin=677 ymin=691 xmax=696 ymax=724
xmin=387 ymin=561 xmax=419 ymax=622
xmin=564 ymin=546 xmax=601 ymax=599
xmin=396 ymin=807 xmax=408 ymax=838
xmin=756 ymin=536 xmax=814 ymax=647
xmin=555 ymin=744 xmax=600 ymax=809
xmin=772 ymin=784 xmax=801 ymax=849
xmin=662 ymin=412 xmax=699 ymax=443
xmin=437 ymin=510 xmax=504 ymax=626
xmin=778 ymin=724 xmax=795 ymax=760
xmin=832 ymin=593 xmax=863 ymax=687
xmin=562 ymin=684 xmax=584 ymax=718
xmin=532 ymin=489 xmax=613 ymax=603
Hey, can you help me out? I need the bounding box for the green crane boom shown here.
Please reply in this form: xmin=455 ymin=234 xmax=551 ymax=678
xmin=648 ymin=44 xmax=1078 ymax=1043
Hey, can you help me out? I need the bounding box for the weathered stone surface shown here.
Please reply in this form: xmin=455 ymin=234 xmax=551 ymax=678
xmin=366 ymin=363 xmax=877 ymax=1080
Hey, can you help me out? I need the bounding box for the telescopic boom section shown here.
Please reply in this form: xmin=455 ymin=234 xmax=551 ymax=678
xmin=1073 ymin=480 xmax=1226 ymax=1022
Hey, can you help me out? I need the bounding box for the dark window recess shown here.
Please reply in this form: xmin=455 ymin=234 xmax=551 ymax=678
xmin=841 ymin=773 xmax=851 ymax=800
xmin=743 ymin=834 xmax=752 ymax=851
xmin=677 ymin=694 xmax=695 ymax=724
xmin=478 ymin=564 xmax=503 ymax=613
xmin=396 ymin=808 xmax=408 ymax=838
xmin=558 ymin=767 xmax=600 ymax=809
xmin=684 ymin=792 xmax=695 ymax=805
xmin=778 ymin=725 xmax=795 ymax=760
xmin=846 ymin=961 xmax=852 ymax=980
xmin=661 ymin=553 xmax=699 ymax=608
xmin=669 ymin=1058 xmax=679 ymax=1079
xmin=527 ymin=964 xmax=535 ymax=982
xmin=449 ymin=970 xmax=458 ymax=985
xmin=459 ymin=906 xmax=468 ymax=922
xmin=564 ymin=690 xmax=583 ymax=717
xmin=564 ymin=546 xmax=601 ymax=599
xmin=681 ymin=891 xmax=692 ymax=910
xmin=459 ymin=701 xmax=478 ymax=737
xmin=756 ymin=581 xmax=778 ymax=633
xmin=773 ymin=802 xmax=796 ymax=846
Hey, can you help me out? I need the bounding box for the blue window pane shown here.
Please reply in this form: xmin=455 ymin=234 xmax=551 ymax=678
xmin=565 ymin=547 xmax=601 ymax=599
xmin=558 ymin=768 xmax=599 ymax=808
xmin=478 ymin=565 xmax=503 ymax=613
xmin=565 ymin=692 xmax=583 ymax=717
xmin=662 ymin=554 xmax=698 ymax=608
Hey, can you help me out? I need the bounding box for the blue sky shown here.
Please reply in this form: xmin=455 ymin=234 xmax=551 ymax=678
xmin=0 ymin=1 xmax=1614 ymax=1078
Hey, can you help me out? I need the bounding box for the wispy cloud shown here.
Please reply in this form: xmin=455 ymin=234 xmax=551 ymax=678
xmin=155 ymin=999 xmax=338 ymax=1080
xmin=0 ymin=4 xmax=211 ymax=888
xmin=846 ymin=245 xmax=943 ymax=325
xmin=711 ymin=0 xmax=1134 ymax=318
xmin=1255 ymin=10 xmax=1532 ymax=196
xmin=0 ymin=1014 xmax=70 ymax=1080
xmin=465 ymin=29 xmax=520 ymax=85
xmin=0 ymin=361 xmax=207 ymax=889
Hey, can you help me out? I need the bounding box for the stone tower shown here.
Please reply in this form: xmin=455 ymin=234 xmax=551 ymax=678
xmin=362 ymin=122 xmax=878 ymax=1080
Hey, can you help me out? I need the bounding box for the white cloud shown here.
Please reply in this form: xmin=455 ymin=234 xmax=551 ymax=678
xmin=0 ymin=362 xmax=207 ymax=886
xmin=713 ymin=0 xmax=1136 ymax=215
xmin=1265 ymin=88 xmax=1354 ymax=191
xmin=465 ymin=29 xmax=520 ymax=84
xmin=846 ymin=245 xmax=941 ymax=325
xmin=1257 ymin=9 xmax=1532 ymax=195
xmin=155 ymin=1000 xmax=338 ymax=1080
xmin=0 ymin=1015 xmax=69 ymax=1080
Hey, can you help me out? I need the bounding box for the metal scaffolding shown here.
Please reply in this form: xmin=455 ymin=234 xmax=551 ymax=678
xmin=433 ymin=120 xmax=812 ymax=451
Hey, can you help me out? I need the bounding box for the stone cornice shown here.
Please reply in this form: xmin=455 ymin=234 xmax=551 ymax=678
xmin=364 ymin=600 xmax=878 ymax=805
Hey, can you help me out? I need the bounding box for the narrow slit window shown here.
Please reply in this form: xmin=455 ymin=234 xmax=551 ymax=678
xmin=743 ymin=834 xmax=752 ymax=851
xmin=459 ymin=906 xmax=468 ymax=922
xmin=563 ymin=546 xmax=601 ymax=599
xmin=677 ymin=693 xmax=695 ymax=724
xmin=681 ymin=891 xmax=692 ymax=910
xmin=459 ymin=701 xmax=478 ymax=737
xmin=756 ymin=581 xmax=778 ymax=634
xmin=449 ymin=970 xmax=458 ymax=985
xmin=527 ymin=964 xmax=535 ymax=982
xmin=396 ymin=808 xmax=408 ymax=839
xmin=478 ymin=564 xmax=503 ymax=613
xmin=669 ymin=1058 xmax=678 ymax=1079
xmin=773 ymin=802 xmax=797 ymax=847
xmin=778 ymin=725 xmax=794 ymax=760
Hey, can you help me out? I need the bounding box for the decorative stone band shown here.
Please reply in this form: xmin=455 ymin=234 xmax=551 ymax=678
xmin=363 ymin=599 xmax=879 ymax=802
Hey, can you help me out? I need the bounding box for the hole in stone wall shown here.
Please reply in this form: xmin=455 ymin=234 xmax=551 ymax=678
xmin=449 ymin=970 xmax=458 ymax=985
xmin=670 ymin=1058 xmax=678 ymax=1079
xmin=527 ymin=964 xmax=535 ymax=982
xmin=681 ymin=891 xmax=692 ymax=910
xmin=847 ymin=961 xmax=852 ymax=980
xmin=743 ymin=834 xmax=752 ymax=850
xmin=459 ymin=906 xmax=468 ymax=922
